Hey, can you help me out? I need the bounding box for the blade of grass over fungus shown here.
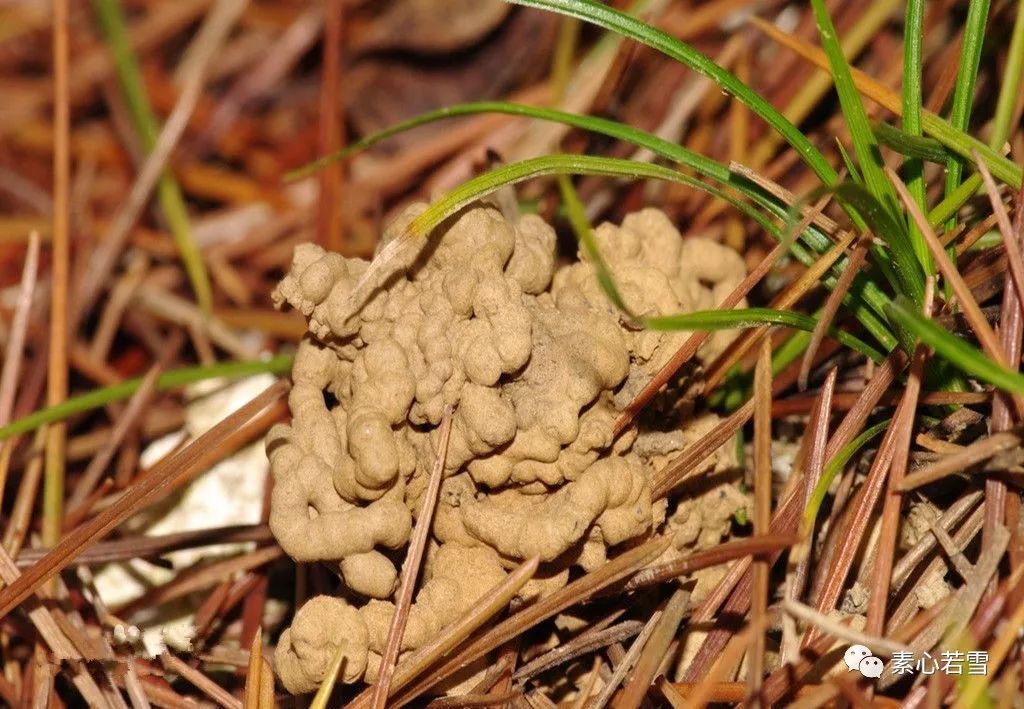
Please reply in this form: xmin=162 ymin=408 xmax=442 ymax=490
xmin=406 ymin=156 xmax=703 ymax=239
xmin=942 ymin=0 xmax=991 ymax=231
xmin=644 ymin=308 xmax=884 ymax=363
xmin=808 ymin=0 xmax=901 ymax=237
xmin=615 ymin=232 xmax=796 ymax=434
xmin=557 ymin=174 xmax=633 ymax=316
xmin=902 ymin=0 xmax=930 ymax=272
xmin=0 ymin=356 xmax=292 ymax=441
xmin=885 ymin=296 xmax=1024 ymax=393
xmin=92 ymin=0 xmax=213 ymax=314
xmin=310 ymin=644 xmax=346 ymax=709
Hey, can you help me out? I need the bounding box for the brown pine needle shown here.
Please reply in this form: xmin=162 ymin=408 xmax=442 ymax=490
xmin=772 ymin=388 xmax=988 ymax=416
xmin=783 ymin=368 xmax=836 ymax=664
xmin=44 ymin=0 xmax=71 ymax=554
xmin=590 ymin=609 xmax=662 ymax=709
xmin=783 ymin=599 xmax=912 ymax=657
xmin=748 ymin=339 xmax=773 ymax=703
xmin=371 ymin=405 xmax=454 ymax=709
xmin=114 ymin=545 xmax=283 ymax=618
xmin=0 ymin=380 xmax=287 ymax=619
xmin=614 ymin=588 xmax=689 ymax=709
xmin=258 ymin=656 xmax=274 ymax=709
xmin=0 ymin=546 xmax=110 ymax=706
xmin=891 ymin=492 xmax=982 ymax=590
xmin=512 ymin=620 xmax=644 ymax=681
xmin=243 ymin=627 xmax=262 ymax=709
xmin=318 ymin=561 xmax=539 ymax=708
xmin=622 ymin=534 xmax=798 ymax=592
xmin=66 ymin=362 xmax=163 ymax=511
xmin=317 ymin=0 xmax=345 ymax=252
xmin=823 ymin=350 xmax=907 ymax=462
xmin=123 ymin=659 xmax=152 ymax=709
xmin=0 ymin=231 xmax=40 ymax=426
xmin=748 ymin=16 xmax=905 ymax=117
xmin=866 ymin=337 xmax=929 ymax=637
xmin=805 ymin=401 xmax=905 ymax=633
xmin=161 ymin=652 xmax=242 ymax=709
xmin=428 ymin=690 xmax=524 ymax=708
xmin=683 ymin=626 xmax=753 ymax=709
xmin=14 ymin=523 xmax=273 ymax=568
xmin=652 ymin=399 xmax=754 ymax=499
xmin=974 ymin=151 xmax=1024 ymax=316
xmin=798 ymin=240 xmax=868 ymax=391
xmin=989 ymin=182 xmax=1024 ymax=596
xmin=899 ymin=431 xmax=1024 ymax=490
xmin=3 ymin=427 xmax=47 ymax=557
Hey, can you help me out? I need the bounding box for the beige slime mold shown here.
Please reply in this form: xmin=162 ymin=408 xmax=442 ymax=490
xmin=268 ymin=203 xmax=747 ymax=693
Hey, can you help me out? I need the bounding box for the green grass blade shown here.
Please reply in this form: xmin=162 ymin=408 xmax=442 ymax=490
xmin=645 ymin=308 xmax=885 ymax=363
xmin=804 ymin=418 xmax=890 ymax=529
xmin=931 ymin=1 xmax=1024 ymax=230
xmin=504 ymin=0 xmax=840 ymax=186
xmin=885 ymin=296 xmax=1024 ymax=392
xmin=92 ymin=0 xmax=213 ymax=315
xmin=902 ymin=0 xmax=931 ymax=273
xmin=990 ymin=0 xmax=1024 ymax=149
xmin=922 ymin=112 xmax=1020 ymax=187
xmin=942 ymin=0 xmax=992 ymax=230
xmin=406 ymin=155 xmax=705 ymax=237
xmin=0 ymin=356 xmax=293 ymax=442
xmin=928 ymin=174 xmax=981 ymax=226
xmin=831 ymin=181 xmax=924 ymax=305
xmin=557 ymin=174 xmax=634 ymax=316
xmin=808 ymin=0 xmax=902 ymax=226
xmin=834 ymin=139 xmax=864 ymax=185
xmin=873 ymin=122 xmax=950 ymax=163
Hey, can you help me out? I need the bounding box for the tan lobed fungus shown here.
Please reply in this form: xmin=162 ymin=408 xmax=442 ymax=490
xmin=268 ymin=202 xmax=748 ymax=693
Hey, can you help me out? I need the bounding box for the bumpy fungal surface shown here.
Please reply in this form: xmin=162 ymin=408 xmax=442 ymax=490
xmin=268 ymin=203 xmax=747 ymax=694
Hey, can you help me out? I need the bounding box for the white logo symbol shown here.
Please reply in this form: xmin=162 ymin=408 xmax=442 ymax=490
xmin=859 ymin=655 xmax=884 ymax=678
xmin=845 ymin=644 xmax=883 ymax=678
